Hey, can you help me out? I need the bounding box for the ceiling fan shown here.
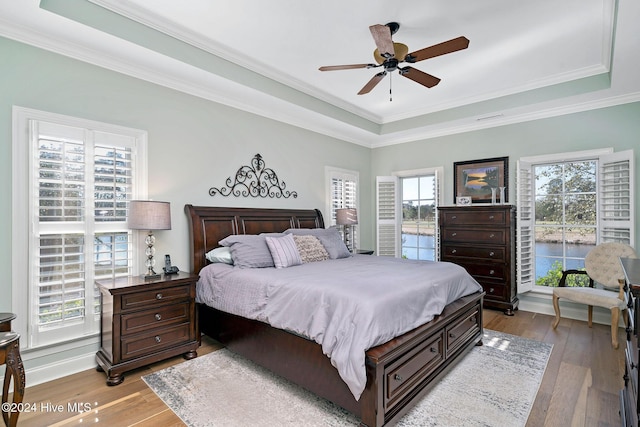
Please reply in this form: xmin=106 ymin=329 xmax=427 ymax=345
xmin=319 ymin=22 xmax=469 ymax=95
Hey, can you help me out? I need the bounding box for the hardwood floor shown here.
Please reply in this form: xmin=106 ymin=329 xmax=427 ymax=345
xmin=14 ymin=309 xmax=626 ymax=427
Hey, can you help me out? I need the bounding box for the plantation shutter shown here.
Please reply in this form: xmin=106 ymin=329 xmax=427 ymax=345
xmin=31 ymin=120 xmax=135 ymax=347
xmin=434 ymin=167 xmax=442 ymax=261
xmin=376 ymin=176 xmax=400 ymax=257
xmin=598 ymin=150 xmax=635 ymax=246
xmin=516 ymin=160 xmax=534 ymax=293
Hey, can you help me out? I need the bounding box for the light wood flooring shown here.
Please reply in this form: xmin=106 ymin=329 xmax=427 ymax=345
xmin=13 ymin=309 xmax=626 ymax=427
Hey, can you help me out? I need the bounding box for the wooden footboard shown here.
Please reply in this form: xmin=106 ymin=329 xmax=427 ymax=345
xmin=199 ymin=291 xmax=483 ymax=427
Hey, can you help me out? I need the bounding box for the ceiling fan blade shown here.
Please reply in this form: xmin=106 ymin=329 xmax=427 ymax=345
xmin=358 ymin=71 xmax=387 ymax=95
xmin=405 ymin=36 xmax=470 ymax=63
xmin=369 ymin=24 xmax=395 ymax=58
xmin=399 ymin=67 xmax=441 ymax=88
xmin=318 ymin=63 xmax=376 ymax=71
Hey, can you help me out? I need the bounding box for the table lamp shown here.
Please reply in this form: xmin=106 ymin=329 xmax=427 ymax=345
xmin=128 ymin=200 xmax=171 ymax=280
xmin=336 ymin=208 xmax=358 ymax=253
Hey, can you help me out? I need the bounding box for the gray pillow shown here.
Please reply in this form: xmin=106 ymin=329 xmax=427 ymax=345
xmin=284 ymin=227 xmax=351 ymax=259
xmin=219 ymin=234 xmax=275 ymax=268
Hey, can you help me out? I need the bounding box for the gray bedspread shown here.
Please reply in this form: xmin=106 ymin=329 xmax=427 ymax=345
xmin=196 ymin=255 xmax=482 ymax=400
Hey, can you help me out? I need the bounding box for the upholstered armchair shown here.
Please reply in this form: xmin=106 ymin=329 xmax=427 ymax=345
xmin=552 ymin=242 xmax=637 ymax=349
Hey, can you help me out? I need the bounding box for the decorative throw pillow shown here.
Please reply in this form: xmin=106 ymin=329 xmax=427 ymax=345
xmin=265 ymin=234 xmax=302 ymax=268
xmin=219 ymin=234 xmax=275 ymax=268
xmin=205 ymin=246 xmax=234 ymax=265
xmin=293 ymin=235 xmax=330 ymax=263
xmin=285 ymin=227 xmax=351 ymax=259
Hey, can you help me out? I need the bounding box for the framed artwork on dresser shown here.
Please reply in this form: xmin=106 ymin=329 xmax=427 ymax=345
xmin=453 ymin=156 xmax=508 ymax=204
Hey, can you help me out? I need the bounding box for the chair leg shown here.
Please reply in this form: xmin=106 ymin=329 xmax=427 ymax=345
xmin=552 ymin=293 xmax=561 ymax=329
xmin=611 ymin=308 xmax=620 ymax=349
xmin=588 ymin=305 xmax=593 ymax=328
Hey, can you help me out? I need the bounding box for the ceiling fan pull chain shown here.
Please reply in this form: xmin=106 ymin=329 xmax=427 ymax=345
xmin=389 ymin=72 xmax=393 ymax=102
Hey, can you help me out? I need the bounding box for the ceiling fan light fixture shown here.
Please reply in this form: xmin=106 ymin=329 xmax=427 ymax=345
xmin=373 ymin=42 xmax=409 ymax=64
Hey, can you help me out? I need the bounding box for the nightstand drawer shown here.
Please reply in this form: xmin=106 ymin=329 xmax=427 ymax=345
xmin=120 ymin=323 xmax=191 ymax=360
xmin=120 ymin=285 xmax=191 ymax=311
xmin=120 ymin=302 xmax=190 ymax=336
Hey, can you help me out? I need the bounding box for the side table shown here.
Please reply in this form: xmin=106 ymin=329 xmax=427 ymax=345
xmin=0 ymin=313 xmax=25 ymax=427
xmin=95 ymin=272 xmax=200 ymax=385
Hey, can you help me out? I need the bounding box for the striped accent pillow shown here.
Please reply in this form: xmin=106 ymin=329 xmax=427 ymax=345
xmin=265 ymin=234 xmax=302 ymax=268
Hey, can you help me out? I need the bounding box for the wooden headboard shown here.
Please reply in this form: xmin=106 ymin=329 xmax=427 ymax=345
xmin=185 ymin=205 xmax=325 ymax=275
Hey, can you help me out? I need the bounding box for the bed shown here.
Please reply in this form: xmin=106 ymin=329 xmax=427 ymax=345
xmin=185 ymin=204 xmax=484 ymax=427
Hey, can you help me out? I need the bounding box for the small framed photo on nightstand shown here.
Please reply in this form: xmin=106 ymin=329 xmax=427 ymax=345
xmin=456 ymin=196 xmax=472 ymax=206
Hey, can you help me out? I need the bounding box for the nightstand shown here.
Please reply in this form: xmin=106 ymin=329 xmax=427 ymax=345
xmin=357 ymin=249 xmax=374 ymax=255
xmin=95 ymin=272 xmax=200 ymax=385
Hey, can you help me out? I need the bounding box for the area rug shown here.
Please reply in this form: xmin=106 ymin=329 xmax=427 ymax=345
xmin=143 ymin=330 xmax=552 ymax=427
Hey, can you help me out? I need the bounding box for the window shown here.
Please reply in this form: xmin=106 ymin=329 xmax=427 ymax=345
xmin=533 ymin=160 xmax=597 ymax=286
xmin=326 ymin=167 xmax=359 ymax=247
xmin=401 ymin=176 xmax=438 ymax=260
xmin=516 ymin=149 xmax=634 ymax=293
xmin=12 ymin=107 xmax=147 ymax=348
xmin=376 ymin=167 xmax=443 ymax=258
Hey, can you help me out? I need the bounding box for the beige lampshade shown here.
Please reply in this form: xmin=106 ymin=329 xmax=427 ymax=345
xmin=336 ymin=208 xmax=358 ymax=225
xmin=128 ymin=200 xmax=172 ymax=230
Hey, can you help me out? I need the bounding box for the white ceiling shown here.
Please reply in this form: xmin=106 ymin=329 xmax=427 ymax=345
xmin=1 ymin=0 xmax=639 ymax=147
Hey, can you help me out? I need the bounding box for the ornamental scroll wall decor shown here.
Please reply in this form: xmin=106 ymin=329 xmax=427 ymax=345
xmin=209 ymin=153 xmax=298 ymax=198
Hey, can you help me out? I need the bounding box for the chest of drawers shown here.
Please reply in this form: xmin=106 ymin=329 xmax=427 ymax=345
xmin=95 ymin=272 xmax=199 ymax=385
xmin=438 ymin=205 xmax=518 ymax=315
xmin=621 ymin=257 xmax=640 ymax=427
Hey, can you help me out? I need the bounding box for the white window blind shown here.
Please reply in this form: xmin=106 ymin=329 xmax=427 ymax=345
xmin=599 ymin=150 xmax=635 ymax=244
xmin=516 ymin=160 xmax=534 ymax=293
xmin=376 ymin=176 xmax=400 ymax=257
xmin=12 ymin=108 xmax=145 ymax=349
xmin=32 ymin=120 xmax=136 ymax=345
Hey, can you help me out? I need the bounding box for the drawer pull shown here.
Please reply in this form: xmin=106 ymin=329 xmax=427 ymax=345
xmin=452 ymin=232 xmax=457 ymax=237
xmin=451 ymin=249 xmax=457 ymax=254
xmin=489 ymin=287 xmax=495 ymax=293
xmin=430 ymin=347 xmax=437 ymax=353
xmin=489 ymin=215 xmax=494 ymax=219
xmin=489 ymin=233 xmax=495 ymax=238
xmin=155 ymin=314 xmax=162 ymax=321
xmin=449 ymin=333 xmax=456 ymax=339
xmin=489 ymin=269 xmax=495 ymax=275
xmin=156 ymin=293 xmax=163 ymax=300
xmin=394 ymin=374 xmax=403 ymax=381
xmin=489 ymin=251 xmax=495 ymax=257
xmin=451 ymin=215 xmax=457 ymax=220
xmin=154 ymin=336 xmax=161 ymax=343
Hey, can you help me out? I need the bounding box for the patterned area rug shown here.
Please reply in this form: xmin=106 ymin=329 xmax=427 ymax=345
xmin=143 ymin=330 xmax=552 ymax=427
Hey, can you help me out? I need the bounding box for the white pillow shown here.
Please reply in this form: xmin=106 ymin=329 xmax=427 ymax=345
xmin=265 ymin=234 xmax=302 ymax=268
xmin=205 ymin=247 xmax=233 ymax=264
